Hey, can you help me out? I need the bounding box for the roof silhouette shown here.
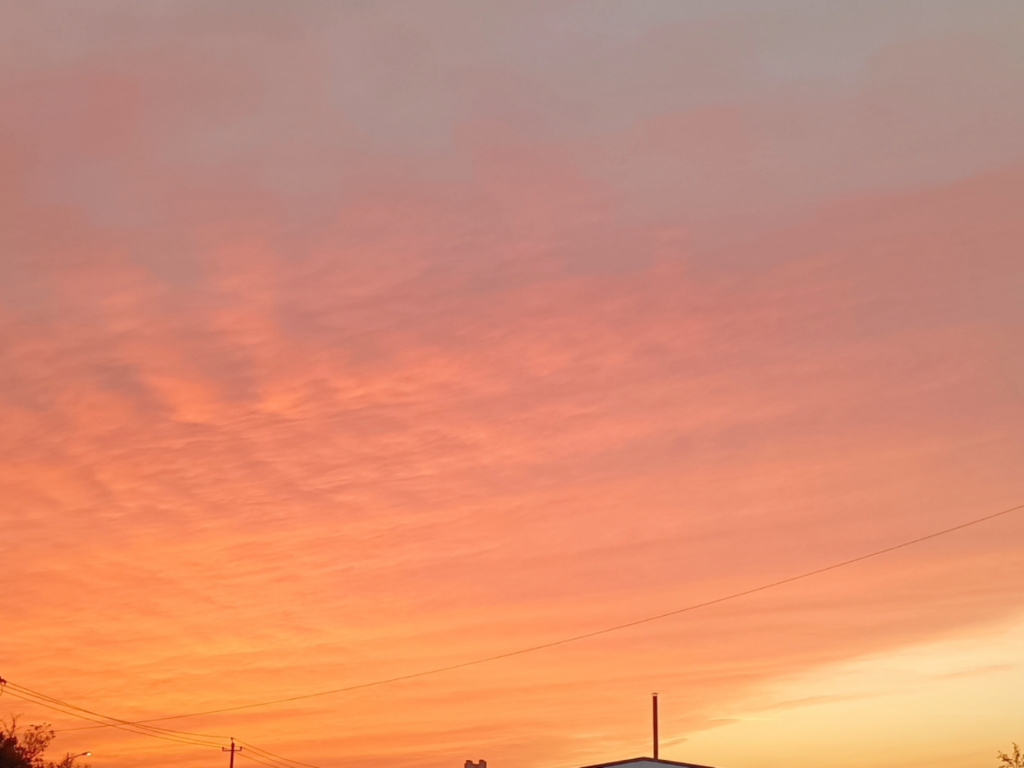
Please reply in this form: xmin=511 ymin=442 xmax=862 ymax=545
xmin=580 ymin=758 xmax=716 ymax=768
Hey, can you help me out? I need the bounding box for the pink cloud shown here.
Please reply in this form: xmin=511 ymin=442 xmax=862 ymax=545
xmin=1 ymin=5 xmax=1023 ymax=768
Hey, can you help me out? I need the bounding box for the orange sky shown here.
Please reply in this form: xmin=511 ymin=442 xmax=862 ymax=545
xmin=1 ymin=4 xmax=1023 ymax=768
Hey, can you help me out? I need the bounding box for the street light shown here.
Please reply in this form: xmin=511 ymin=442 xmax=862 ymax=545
xmin=68 ymin=752 xmax=92 ymax=762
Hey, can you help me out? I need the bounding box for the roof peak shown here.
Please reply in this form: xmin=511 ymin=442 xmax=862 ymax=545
xmin=579 ymin=757 xmax=716 ymax=768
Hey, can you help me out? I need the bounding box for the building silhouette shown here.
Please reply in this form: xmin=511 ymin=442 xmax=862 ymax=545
xmin=580 ymin=759 xmax=715 ymax=768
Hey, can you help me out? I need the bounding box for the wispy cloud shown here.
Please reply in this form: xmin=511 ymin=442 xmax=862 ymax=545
xmin=1 ymin=4 xmax=1023 ymax=768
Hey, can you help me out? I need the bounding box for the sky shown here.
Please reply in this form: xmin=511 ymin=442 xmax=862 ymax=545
xmin=1 ymin=2 xmax=1023 ymax=768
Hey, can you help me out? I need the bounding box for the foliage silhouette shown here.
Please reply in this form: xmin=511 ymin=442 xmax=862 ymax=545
xmin=998 ymin=744 xmax=1024 ymax=768
xmin=0 ymin=718 xmax=90 ymax=768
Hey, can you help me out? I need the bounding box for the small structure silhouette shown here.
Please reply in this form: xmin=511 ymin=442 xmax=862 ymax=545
xmin=465 ymin=760 xmax=487 ymax=768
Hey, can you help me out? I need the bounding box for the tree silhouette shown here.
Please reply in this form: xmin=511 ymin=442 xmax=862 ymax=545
xmin=0 ymin=719 xmax=91 ymax=768
xmin=999 ymin=744 xmax=1024 ymax=768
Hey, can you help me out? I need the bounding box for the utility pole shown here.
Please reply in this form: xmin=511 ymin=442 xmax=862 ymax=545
xmin=223 ymin=738 xmax=243 ymax=768
xmin=652 ymin=693 xmax=659 ymax=760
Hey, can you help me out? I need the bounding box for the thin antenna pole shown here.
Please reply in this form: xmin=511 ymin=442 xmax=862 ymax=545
xmin=652 ymin=693 xmax=659 ymax=760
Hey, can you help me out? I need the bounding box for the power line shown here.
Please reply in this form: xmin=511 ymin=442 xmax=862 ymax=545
xmin=0 ymin=687 xmax=223 ymax=749
xmin=3 ymin=681 xmax=226 ymax=744
xmin=239 ymin=750 xmax=303 ymax=768
xmin=0 ymin=681 xmax=319 ymax=768
xmin=237 ymin=740 xmax=323 ymax=768
xmin=231 ymin=744 xmax=318 ymax=768
xmin=43 ymin=500 xmax=1024 ymax=729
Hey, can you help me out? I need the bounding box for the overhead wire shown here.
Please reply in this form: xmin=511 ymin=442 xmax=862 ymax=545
xmin=237 ymin=740 xmax=323 ymax=768
xmin=5 ymin=499 xmax=1020 ymax=766
xmin=0 ymin=687 xmax=222 ymax=749
xmin=3 ymin=681 xmax=226 ymax=745
xmin=239 ymin=749 xmax=304 ymax=768
xmin=0 ymin=681 xmax=319 ymax=767
xmin=45 ymin=500 xmax=1023 ymax=728
xmin=2 ymin=684 xmax=217 ymax=746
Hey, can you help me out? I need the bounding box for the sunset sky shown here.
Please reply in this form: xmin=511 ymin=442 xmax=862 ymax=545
xmin=1 ymin=3 xmax=1023 ymax=768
